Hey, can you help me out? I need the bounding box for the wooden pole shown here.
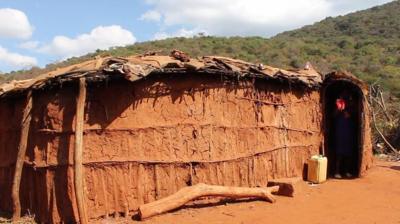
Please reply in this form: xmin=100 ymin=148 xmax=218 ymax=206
xmin=74 ymin=78 xmax=88 ymax=224
xmin=12 ymin=90 xmax=33 ymax=220
xmin=139 ymin=183 xmax=280 ymax=220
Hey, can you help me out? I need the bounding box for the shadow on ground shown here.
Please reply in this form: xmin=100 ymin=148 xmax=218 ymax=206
xmin=390 ymin=166 xmax=400 ymax=171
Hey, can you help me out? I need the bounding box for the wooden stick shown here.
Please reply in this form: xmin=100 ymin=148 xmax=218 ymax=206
xmin=237 ymin=97 xmax=285 ymax=106
xmin=74 ymin=78 xmax=88 ymax=224
xmin=369 ymin=87 xmax=399 ymax=154
xmin=12 ymin=90 xmax=32 ymax=220
xmin=372 ymin=96 xmax=392 ymax=122
xmin=138 ymin=183 xmax=279 ymax=220
xmin=372 ymin=105 xmax=399 ymax=154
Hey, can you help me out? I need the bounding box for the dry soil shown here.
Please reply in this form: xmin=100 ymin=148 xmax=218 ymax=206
xmin=133 ymin=159 xmax=400 ymax=224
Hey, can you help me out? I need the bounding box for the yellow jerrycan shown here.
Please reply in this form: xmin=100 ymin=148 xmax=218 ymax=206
xmin=307 ymin=155 xmax=327 ymax=184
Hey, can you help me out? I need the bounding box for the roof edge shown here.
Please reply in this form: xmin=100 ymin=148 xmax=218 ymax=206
xmin=0 ymin=52 xmax=325 ymax=98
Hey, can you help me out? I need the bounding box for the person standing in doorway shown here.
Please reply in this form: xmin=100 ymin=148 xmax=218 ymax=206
xmin=334 ymin=91 xmax=356 ymax=179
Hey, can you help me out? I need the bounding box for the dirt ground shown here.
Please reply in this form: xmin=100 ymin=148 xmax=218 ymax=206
xmin=1 ymin=160 xmax=399 ymax=224
xmin=131 ymin=160 xmax=400 ymax=224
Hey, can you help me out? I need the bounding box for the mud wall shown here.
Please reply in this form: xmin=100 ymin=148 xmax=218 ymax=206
xmin=0 ymin=74 xmax=322 ymax=223
xmin=360 ymin=95 xmax=374 ymax=176
xmin=0 ymin=96 xmax=25 ymax=215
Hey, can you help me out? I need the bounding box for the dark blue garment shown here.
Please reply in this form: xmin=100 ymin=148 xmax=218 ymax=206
xmin=334 ymin=112 xmax=356 ymax=156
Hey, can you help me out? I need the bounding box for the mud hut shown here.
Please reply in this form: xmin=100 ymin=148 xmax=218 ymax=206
xmin=0 ymin=53 xmax=373 ymax=223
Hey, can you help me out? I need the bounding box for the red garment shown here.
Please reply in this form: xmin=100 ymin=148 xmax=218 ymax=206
xmin=336 ymin=99 xmax=346 ymax=111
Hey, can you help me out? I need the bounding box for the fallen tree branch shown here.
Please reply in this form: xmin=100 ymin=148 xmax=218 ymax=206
xmin=138 ymin=183 xmax=279 ymax=220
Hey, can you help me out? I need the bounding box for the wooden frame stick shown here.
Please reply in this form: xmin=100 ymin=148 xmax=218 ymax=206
xmin=74 ymin=78 xmax=88 ymax=224
xmin=12 ymin=90 xmax=32 ymax=220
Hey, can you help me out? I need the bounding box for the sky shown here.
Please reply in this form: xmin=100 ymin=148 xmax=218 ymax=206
xmin=0 ymin=0 xmax=393 ymax=73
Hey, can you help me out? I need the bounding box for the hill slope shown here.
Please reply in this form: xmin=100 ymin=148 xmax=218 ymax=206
xmin=2 ymin=1 xmax=400 ymax=95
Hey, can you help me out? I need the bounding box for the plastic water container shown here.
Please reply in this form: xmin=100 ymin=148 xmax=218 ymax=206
xmin=307 ymin=155 xmax=327 ymax=184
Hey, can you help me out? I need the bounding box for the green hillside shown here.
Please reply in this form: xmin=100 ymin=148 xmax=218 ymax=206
xmin=2 ymin=0 xmax=400 ymax=96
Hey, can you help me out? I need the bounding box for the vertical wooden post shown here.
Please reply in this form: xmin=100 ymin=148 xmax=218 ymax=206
xmin=12 ymin=90 xmax=32 ymax=220
xmin=74 ymin=78 xmax=88 ymax=224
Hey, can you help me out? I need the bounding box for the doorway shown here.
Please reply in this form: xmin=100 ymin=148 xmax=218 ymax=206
xmin=323 ymin=81 xmax=363 ymax=178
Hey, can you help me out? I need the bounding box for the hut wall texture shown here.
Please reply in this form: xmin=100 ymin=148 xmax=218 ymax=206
xmin=359 ymin=96 xmax=374 ymax=176
xmin=0 ymin=74 xmax=322 ymax=223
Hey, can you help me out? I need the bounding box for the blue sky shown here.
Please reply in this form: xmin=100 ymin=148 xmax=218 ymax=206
xmin=0 ymin=0 xmax=393 ymax=73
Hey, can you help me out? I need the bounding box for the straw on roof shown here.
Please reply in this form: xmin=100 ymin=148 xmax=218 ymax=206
xmin=0 ymin=53 xmax=324 ymax=98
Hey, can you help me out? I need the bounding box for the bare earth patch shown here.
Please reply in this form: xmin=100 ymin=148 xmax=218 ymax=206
xmin=136 ymin=160 xmax=400 ymax=224
xmin=2 ymin=160 xmax=399 ymax=224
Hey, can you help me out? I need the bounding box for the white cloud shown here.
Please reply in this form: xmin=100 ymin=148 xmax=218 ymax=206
xmin=140 ymin=10 xmax=162 ymax=22
xmin=142 ymin=0 xmax=392 ymax=37
xmin=326 ymin=0 xmax=392 ymax=15
xmin=153 ymin=28 xmax=208 ymax=40
xmin=0 ymin=45 xmax=37 ymax=68
xmin=19 ymin=41 xmax=39 ymax=50
xmin=40 ymin=25 xmax=136 ymax=58
xmin=0 ymin=8 xmax=34 ymax=39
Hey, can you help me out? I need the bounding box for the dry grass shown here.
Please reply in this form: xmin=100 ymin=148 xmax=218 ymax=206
xmin=0 ymin=211 xmax=36 ymax=224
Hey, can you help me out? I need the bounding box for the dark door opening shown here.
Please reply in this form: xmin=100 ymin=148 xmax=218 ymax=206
xmin=324 ymin=81 xmax=363 ymax=178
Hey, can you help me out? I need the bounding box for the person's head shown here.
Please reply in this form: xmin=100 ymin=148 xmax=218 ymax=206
xmin=336 ymin=90 xmax=350 ymax=112
xmin=336 ymin=89 xmax=355 ymax=115
xmin=336 ymin=98 xmax=346 ymax=111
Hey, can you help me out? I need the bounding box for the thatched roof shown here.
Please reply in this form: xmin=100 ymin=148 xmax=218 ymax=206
xmin=324 ymin=71 xmax=369 ymax=94
xmin=0 ymin=52 xmax=324 ymax=98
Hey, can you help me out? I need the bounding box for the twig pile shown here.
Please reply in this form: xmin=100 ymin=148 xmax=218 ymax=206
xmin=368 ymin=84 xmax=399 ymax=155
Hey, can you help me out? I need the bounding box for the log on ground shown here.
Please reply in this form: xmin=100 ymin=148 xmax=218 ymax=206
xmin=138 ymin=183 xmax=280 ymax=220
